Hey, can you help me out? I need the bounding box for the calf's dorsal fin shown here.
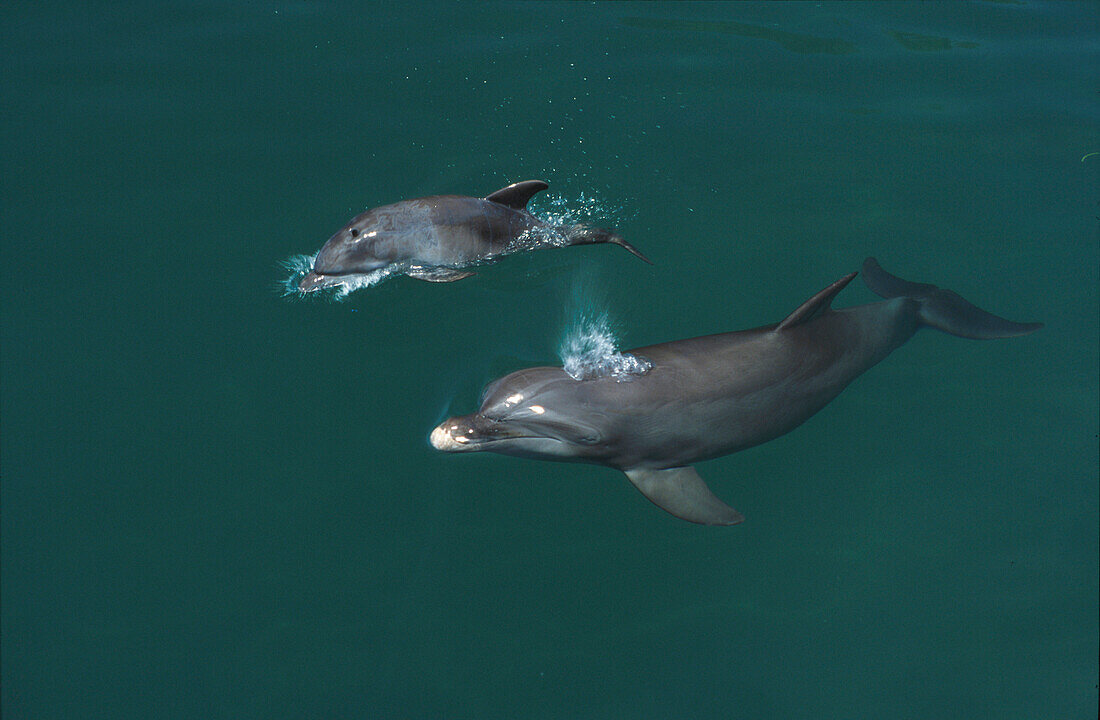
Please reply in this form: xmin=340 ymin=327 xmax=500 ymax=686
xmin=776 ymin=271 xmax=857 ymax=331
xmin=485 ymin=180 xmax=549 ymax=210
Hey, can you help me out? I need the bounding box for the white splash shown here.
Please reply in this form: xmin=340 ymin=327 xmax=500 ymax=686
xmin=536 ymin=191 xmax=625 ymax=228
xmin=326 ymin=267 xmax=398 ymax=299
xmin=509 ymin=190 xmax=631 ymax=252
xmin=560 ymin=311 xmax=651 ymax=382
xmin=506 ymin=224 xmax=570 ymax=252
xmin=279 ymin=253 xmax=317 ymax=296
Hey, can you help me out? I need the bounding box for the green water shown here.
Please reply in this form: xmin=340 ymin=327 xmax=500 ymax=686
xmin=3 ymin=2 xmax=1097 ymax=718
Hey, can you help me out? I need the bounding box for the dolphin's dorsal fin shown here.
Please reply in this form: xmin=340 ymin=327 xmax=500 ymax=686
xmin=485 ymin=180 xmax=549 ymax=210
xmin=624 ymin=467 xmax=744 ymax=525
xmin=776 ymin=271 xmax=858 ymax=331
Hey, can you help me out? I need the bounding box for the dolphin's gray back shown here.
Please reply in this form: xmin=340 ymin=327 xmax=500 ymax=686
xmin=578 ymin=259 xmax=1040 ymax=471
xmin=594 ymin=305 xmax=907 ymax=467
xmin=487 ymin=299 xmax=909 ymax=472
xmin=382 ymin=195 xmax=545 ymax=266
xmin=479 ymin=302 xmax=918 ymax=470
xmin=481 ymin=289 xmax=924 ymax=471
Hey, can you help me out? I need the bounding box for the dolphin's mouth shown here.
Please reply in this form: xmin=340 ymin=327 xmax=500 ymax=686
xmin=298 ymin=268 xmax=357 ymax=292
xmin=298 ymin=271 xmax=328 ymax=292
xmin=310 ymin=267 xmax=361 ymax=278
xmin=297 ymin=265 xmax=395 ymax=294
xmin=429 ymin=415 xmax=546 ymax=452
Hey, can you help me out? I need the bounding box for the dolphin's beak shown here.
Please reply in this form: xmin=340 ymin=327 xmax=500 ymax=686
xmin=430 ymin=423 xmax=472 ymax=452
xmin=430 ymin=414 xmax=524 ymax=452
xmin=430 ymin=415 xmax=484 ymax=452
xmin=298 ymin=271 xmax=326 ymax=292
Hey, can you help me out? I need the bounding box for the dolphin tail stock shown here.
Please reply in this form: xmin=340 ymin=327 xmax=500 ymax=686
xmin=861 ymin=258 xmax=1043 ymax=339
xmin=625 ymin=466 xmax=744 ymax=526
xmin=566 ymin=226 xmax=654 ymax=264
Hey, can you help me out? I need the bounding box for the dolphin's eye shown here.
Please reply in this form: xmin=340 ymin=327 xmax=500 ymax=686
xmin=350 ymin=228 xmax=360 ymax=237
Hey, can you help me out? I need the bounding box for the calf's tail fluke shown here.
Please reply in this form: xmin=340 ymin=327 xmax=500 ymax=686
xmin=862 ymin=257 xmax=1043 ymax=339
xmin=567 ymin=226 xmax=654 ymax=264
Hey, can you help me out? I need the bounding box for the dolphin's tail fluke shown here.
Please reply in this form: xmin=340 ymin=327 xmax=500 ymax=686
xmin=566 ymin=226 xmax=654 ymax=264
xmin=606 ymin=232 xmax=654 ymax=265
xmin=862 ymin=258 xmax=1043 ymax=339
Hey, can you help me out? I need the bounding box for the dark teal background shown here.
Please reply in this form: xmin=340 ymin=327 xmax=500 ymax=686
xmin=3 ymin=2 xmax=1097 ymax=718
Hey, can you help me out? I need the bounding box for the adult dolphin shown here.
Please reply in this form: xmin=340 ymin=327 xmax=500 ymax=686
xmin=297 ymin=180 xmax=650 ymax=292
xmin=430 ymin=258 xmax=1042 ymax=525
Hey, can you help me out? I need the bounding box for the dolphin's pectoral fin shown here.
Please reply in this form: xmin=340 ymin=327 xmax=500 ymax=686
xmin=776 ymin=271 xmax=858 ymax=331
xmin=484 ymin=180 xmax=549 ymax=210
xmin=406 ymin=267 xmax=477 ymax=283
xmin=624 ymin=467 xmax=744 ymax=526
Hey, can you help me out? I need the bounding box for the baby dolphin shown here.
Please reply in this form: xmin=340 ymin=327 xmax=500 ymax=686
xmin=430 ymin=258 xmax=1042 ymax=525
xmin=298 ymin=180 xmax=650 ymax=292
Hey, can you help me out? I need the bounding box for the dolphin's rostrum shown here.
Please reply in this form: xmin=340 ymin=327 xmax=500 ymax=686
xmin=298 ymin=180 xmax=650 ymax=292
xmin=430 ymin=259 xmax=1042 ymax=525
